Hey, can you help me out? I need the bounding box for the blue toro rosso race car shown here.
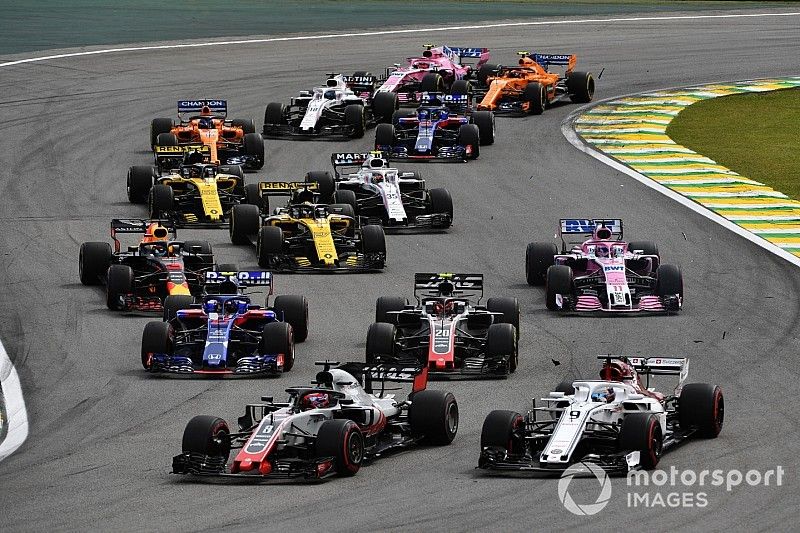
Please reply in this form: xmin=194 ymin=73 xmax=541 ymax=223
xmin=374 ymin=93 xmax=494 ymax=161
xmin=140 ymin=270 xmax=309 ymax=377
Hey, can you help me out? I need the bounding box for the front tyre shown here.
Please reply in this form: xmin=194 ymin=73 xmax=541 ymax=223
xmin=316 ymin=419 xmax=363 ymax=476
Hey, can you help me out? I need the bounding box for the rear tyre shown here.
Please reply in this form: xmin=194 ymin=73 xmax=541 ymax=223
xmin=477 ymin=63 xmax=498 ymax=85
xmin=127 ymin=165 xmax=156 ymax=204
xmin=555 ymin=380 xmax=575 ymax=395
xmin=449 ymin=79 xmax=472 ymax=96
xmin=264 ymin=102 xmax=286 ymax=125
xmin=333 ymin=189 xmax=359 ymax=215
xmin=230 ymin=118 xmax=255 ymax=134
xmin=260 ymin=321 xmax=295 ymax=372
xmin=272 ymin=295 xmax=309 ymax=343
xmin=316 ymin=419 xmax=363 ymax=476
xmin=306 ymin=171 xmax=335 ymax=202
xmin=181 ymin=415 xmax=231 ymax=463
xmin=243 ymin=133 xmax=264 ymax=169
xmin=427 ymin=188 xmax=453 ymax=228
xmin=679 ymin=383 xmax=724 ymax=438
xmin=656 ymin=264 xmax=683 ymax=298
xmin=257 ymin=226 xmax=284 ymax=268
xmin=148 ymin=184 xmax=174 ymax=218
xmin=480 ymin=410 xmax=524 ymax=454
xmin=526 ymin=242 xmax=558 ymax=286
xmin=106 ymin=264 xmax=133 ymax=310
xmin=162 ymin=294 xmax=194 ymax=322
xmin=628 ymin=241 xmax=659 ymax=257
xmin=79 ymin=242 xmax=112 ymax=285
xmin=141 ymin=320 xmax=172 ymax=370
xmin=365 ymin=322 xmax=396 ymax=363
xmin=344 ymin=104 xmax=366 ymax=139
xmin=545 ymin=265 xmax=573 ymax=311
xmin=150 ymin=118 xmax=174 ymax=148
xmin=243 ymin=183 xmax=264 ymax=209
xmin=155 ymin=132 xmax=178 ymax=147
xmin=487 ymin=297 xmax=520 ymax=339
xmin=229 ymin=204 xmax=261 ymax=245
xmin=619 ymin=413 xmax=662 ymax=470
xmin=523 ymin=82 xmax=546 ymax=115
xmin=420 ymin=72 xmax=443 ymax=93
xmin=372 ymin=91 xmax=398 ymax=124
xmin=375 ymin=296 xmax=406 ymax=323
xmin=567 ymin=71 xmax=595 ymax=103
xmin=409 ymin=390 xmax=459 ymax=445
xmin=457 ymin=124 xmax=480 ymax=159
xmin=471 ymin=110 xmax=495 ymax=145
xmin=375 ymin=123 xmax=396 ymax=150
xmin=361 ymin=225 xmax=386 ymax=268
xmin=486 ymin=323 xmax=518 ymax=373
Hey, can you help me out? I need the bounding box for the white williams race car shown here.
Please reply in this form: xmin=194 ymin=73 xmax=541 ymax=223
xmin=478 ymin=356 xmax=724 ymax=474
xmin=329 ymin=151 xmax=453 ymax=230
xmin=263 ymin=74 xmax=397 ymax=139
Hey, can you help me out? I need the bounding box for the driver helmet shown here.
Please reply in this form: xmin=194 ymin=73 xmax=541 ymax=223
xmin=591 ymin=387 xmax=616 ymax=403
xmin=198 ymin=117 xmax=214 ymax=129
xmin=600 ymin=360 xmax=635 ymax=382
xmin=188 ymin=164 xmax=203 ymax=179
xmin=371 ymin=172 xmax=384 ymax=184
xmin=417 ymin=109 xmax=430 ymax=121
xmin=203 ymin=299 xmax=220 ymax=314
xmin=323 ymin=89 xmax=336 ymax=100
xmin=301 ymin=392 xmax=331 ymax=410
xmin=595 ymin=244 xmax=610 ymax=258
xmin=150 ymin=242 xmax=168 ymax=257
xmin=223 ymin=299 xmax=240 ymax=316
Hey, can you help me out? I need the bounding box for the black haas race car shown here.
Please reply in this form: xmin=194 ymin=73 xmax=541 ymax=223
xmin=365 ymin=273 xmax=520 ymax=378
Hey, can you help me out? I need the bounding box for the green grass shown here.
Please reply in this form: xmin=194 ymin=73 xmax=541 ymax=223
xmin=667 ymin=88 xmax=800 ymax=198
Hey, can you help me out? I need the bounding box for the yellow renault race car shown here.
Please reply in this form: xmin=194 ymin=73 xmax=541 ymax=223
xmin=127 ymin=145 xmax=262 ymax=227
xmin=228 ymin=179 xmax=386 ymax=272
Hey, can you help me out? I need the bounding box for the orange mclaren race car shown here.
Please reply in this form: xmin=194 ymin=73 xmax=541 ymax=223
xmin=150 ymin=100 xmax=265 ymax=170
xmin=79 ymin=219 xmax=215 ymax=312
xmin=475 ymin=52 xmax=595 ymax=115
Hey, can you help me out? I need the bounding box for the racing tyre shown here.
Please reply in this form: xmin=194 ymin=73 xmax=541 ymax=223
xmin=486 ymin=323 xmax=518 ymax=373
xmin=181 ymin=415 xmax=231 ymax=463
xmin=679 ymin=383 xmax=724 ymax=438
xmin=409 ymin=390 xmax=459 ymax=445
xmin=261 ymin=321 xmax=295 ymax=372
xmin=306 ymin=171 xmax=335 ymax=202
xmin=477 ymin=63 xmax=498 ymax=85
xmin=375 ymin=296 xmax=405 ymax=323
xmin=375 ymin=123 xmax=396 ymax=150
xmin=333 ymin=190 xmax=359 ymax=215
xmin=155 ymin=132 xmax=178 ymax=147
xmin=162 ymin=294 xmax=195 ymax=322
xmin=523 ymin=82 xmax=546 ymax=115
xmin=619 ymin=413 xmax=662 ymax=470
xmin=361 ymin=225 xmax=386 ymax=268
xmin=450 ymin=79 xmax=472 ymax=96
xmin=229 ymin=204 xmax=261 ymax=245
xmin=487 ymin=297 xmax=521 ymax=339
xmin=567 ymin=71 xmax=595 ymax=103
xmin=230 ymin=118 xmax=255 ymax=134
xmin=184 ymin=240 xmax=212 ymax=256
xmin=343 ymin=104 xmax=366 ymax=139
xmin=257 ymin=226 xmax=284 ymax=268
xmin=150 ymin=118 xmax=174 ymax=148
xmin=264 ymin=102 xmax=286 ymax=125
xmin=243 ymin=183 xmax=264 ymax=210
xmin=127 ymin=165 xmax=156 ymax=204
xmin=526 ymin=242 xmax=558 ymax=286
xmin=316 ymin=419 xmax=363 ymax=476
xmin=628 ymin=241 xmax=659 ymax=257
xmin=427 ymin=188 xmax=453 ymax=228
xmin=555 ymin=380 xmax=575 ymax=395
xmin=372 ymin=91 xmax=398 ymax=124
xmin=480 ymin=410 xmax=524 ymax=454
xmin=656 ymin=264 xmax=683 ymax=298
xmin=457 ymin=124 xmax=480 ymax=159
xmin=141 ymin=320 xmax=172 ymax=370
xmin=545 ymin=265 xmax=573 ymax=311
xmin=471 ymin=110 xmax=495 ymax=145
xmin=420 ymin=72 xmax=444 ymax=93
xmin=365 ymin=322 xmax=396 ymax=363
xmin=106 ymin=264 xmax=133 ymax=310
xmin=79 ymin=241 xmax=112 ymax=285
xmin=273 ymin=295 xmax=309 ymax=343
xmin=243 ymin=133 xmax=264 ymax=169
xmin=148 ymin=184 xmax=174 ymax=218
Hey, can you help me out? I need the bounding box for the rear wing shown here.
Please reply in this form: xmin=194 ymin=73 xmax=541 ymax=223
xmin=558 ymin=218 xmax=623 ymax=251
xmin=153 ymin=144 xmax=211 ymax=169
xmin=419 ymin=92 xmax=471 ymax=113
xmin=443 ymin=45 xmax=490 ymax=65
xmin=258 ymin=181 xmax=319 ymax=196
xmin=204 ymin=270 xmax=273 ymax=295
xmin=528 ymin=53 xmax=577 ymax=72
xmin=598 ymin=355 xmax=689 ymax=389
xmin=341 ymin=75 xmax=378 ymax=93
xmin=330 ymin=151 xmax=386 ymax=178
xmin=110 ymin=218 xmax=177 ymax=253
xmin=414 ymin=272 xmax=484 ymax=301
xmin=177 ymin=99 xmax=227 ymax=118
xmin=333 ymin=362 xmax=429 ymax=395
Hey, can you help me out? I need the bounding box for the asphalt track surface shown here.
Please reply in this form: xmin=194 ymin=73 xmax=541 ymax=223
xmin=1 ymin=8 xmax=799 ymax=532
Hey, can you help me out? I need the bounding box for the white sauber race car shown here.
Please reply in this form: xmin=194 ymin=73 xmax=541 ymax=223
xmin=478 ymin=356 xmax=724 ymax=474
xmin=328 ymin=151 xmax=453 ymax=230
xmin=263 ymin=74 xmax=397 ymax=139
xmin=172 ymin=361 xmax=458 ymax=480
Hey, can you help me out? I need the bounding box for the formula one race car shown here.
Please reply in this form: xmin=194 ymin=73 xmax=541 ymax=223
xmin=478 ymin=356 xmax=724 ymax=474
xmin=263 ymin=74 xmax=397 ymax=139
xmin=126 ymin=145 xmax=262 ymax=227
xmin=476 ymin=52 xmax=595 ymax=115
xmin=374 ymin=93 xmax=494 ymax=161
xmin=150 ymin=99 xmax=264 ymax=169
xmin=525 ymin=219 xmax=683 ymax=314
xmin=141 ymin=270 xmax=309 ymax=376
xmin=79 ymin=219 xmax=214 ymax=311
xmin=172 ymin=361 xmax=458 ymax=479
xmin=365 ymin=273 xmax=520 ymax=378
xmin=376 ymin=44 xmax=491 ymax=105
xmin=228 ymin=180 xmax=387 ymax=272
xmin=329 ymin=151 xmax=453 ymax=230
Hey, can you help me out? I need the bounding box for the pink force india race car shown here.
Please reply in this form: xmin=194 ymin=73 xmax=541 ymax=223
xmin=525 ymin=219 xmax=683 ymax=314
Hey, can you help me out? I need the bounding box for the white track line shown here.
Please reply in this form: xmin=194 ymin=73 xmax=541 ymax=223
xmin=561 ymin=100 xmax=800 ymax=269
xmin=1 ymin=11 xmax=799 ymax=68
xmin=0 ymin=340 xmax=29 ymax=461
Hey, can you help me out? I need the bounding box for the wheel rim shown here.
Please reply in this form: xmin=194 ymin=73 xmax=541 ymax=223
xmin=446 ymin=402 xmax=459 ymax=435
xmin=347 ymin=430 xmax=363 ymax=464
xmin=714 ymin=391 xmax=725 ymax=432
